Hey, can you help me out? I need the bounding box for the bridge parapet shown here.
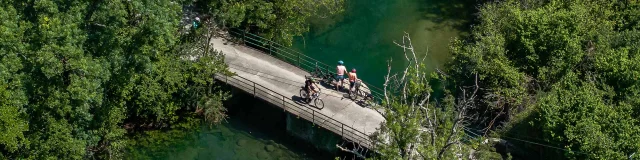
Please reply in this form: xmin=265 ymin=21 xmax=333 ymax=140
xmin=214 ymin=74 xmax=376 ymax=149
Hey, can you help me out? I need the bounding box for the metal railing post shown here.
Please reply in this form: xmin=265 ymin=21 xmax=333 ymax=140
xmin=253 ymin=83 xmax=256 ymax=97
xmin=268 ymin=41 xmax=272 ymax=55
xmin=341 ymin=124 xmax=344 ymax=137
xmin=312 ymin=110 xmax=315 ymax=123
xmin=326 ymin=65 xmax=329 ymax=77
xmin=282 ymin=95 xmax=286 ymax=111
xmin=297 ymin=51 xmax=300 ymax=67
xmin=242 ymin=30 xmax=246 ymax=44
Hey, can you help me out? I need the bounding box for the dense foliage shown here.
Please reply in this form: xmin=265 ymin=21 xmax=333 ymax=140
xmin=202 ymin=0 xmax=344 ymax=46
xmin=447 ymin=0 xmax=640 ymax=159
xmin=0 ymin=0 xmax=229 ymax=159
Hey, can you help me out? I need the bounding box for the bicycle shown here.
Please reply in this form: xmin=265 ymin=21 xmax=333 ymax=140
xmin=361 ymin=93 xmax=375 ymax=108
xmin=310 ymin=62 xmax=328 ymax=78
xmin=313 ymin=70 xmax=334 ymax=85
xmin=348 ymin=80 xmax=363 ymax=100
xmin=299 ymin=87 xmax=325 ymax=109
xmin=354 ymin=90 xmax=375 ymax=109
xmin=310 ymin=63 xmax=345 ymax=91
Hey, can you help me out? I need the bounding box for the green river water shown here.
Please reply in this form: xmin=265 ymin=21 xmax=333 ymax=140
xmin=293 ymin=0 xmax=474 ymax=87
xmin=131 ymin=0 xmax=474 ymax=159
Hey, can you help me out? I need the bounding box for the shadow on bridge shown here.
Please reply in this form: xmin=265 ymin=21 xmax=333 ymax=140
xmin=290 ymin=95 xmax=325 ymax=110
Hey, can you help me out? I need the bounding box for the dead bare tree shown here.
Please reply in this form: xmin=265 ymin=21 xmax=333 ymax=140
xmin=336 ymin=33 xmax=479 ymax=159
xmin=376 ymin=33 xmax=479 ymax=160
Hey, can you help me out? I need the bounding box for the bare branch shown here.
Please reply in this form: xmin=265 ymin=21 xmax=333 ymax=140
xmin=337 ymin=143 xmax=367 ymax=159
xmin=383 ymin=59 xmax=393 ymax=106
xmin=403 ymin=32 xmax=419 ymax=75
xmin=393 ymin=37 xmax=412 ymax=66
xmin=421 ymin=47 xmax=429 ymax=62
xmin=436 ymin=68 xmax=449 ymax=77
xmin=378 ymin=33 xmax=479 ymax=159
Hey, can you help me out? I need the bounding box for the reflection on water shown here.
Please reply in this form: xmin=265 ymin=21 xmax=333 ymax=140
xmin=293 ymin=0 xmax=475 ymax=87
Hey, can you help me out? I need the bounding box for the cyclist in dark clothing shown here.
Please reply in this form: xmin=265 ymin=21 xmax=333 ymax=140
xmin=305 ymin=77 xmax=320 ymax=98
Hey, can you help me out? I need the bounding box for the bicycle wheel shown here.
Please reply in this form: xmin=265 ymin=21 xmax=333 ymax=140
xmin=358 ymin=90 xmax=366 ymax=99
xmin=311 ymin=69 xmax=321 ymax=78
xmin=349 ymin=89 xmax=358 ymax=100
xmin=314 ymin=98 xmax=324 ymax=109
xmin=299 ymin=89 xmax=309 ymax=103
xmin=322 ymin=73 xmax=332 ymax=85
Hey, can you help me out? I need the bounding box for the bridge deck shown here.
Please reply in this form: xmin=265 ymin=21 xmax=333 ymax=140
xmin=210 ymin=36 xmax=384 ymax=149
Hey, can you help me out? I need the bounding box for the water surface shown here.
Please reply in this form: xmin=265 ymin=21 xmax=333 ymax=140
xmin=293 ymin=0 xmax=475 ymax=87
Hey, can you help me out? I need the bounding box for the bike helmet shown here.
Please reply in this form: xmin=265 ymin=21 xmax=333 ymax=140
xmin=310 ymin=77 xmax=316 ymax=83
xmin=351 ymin=68 xmax=356 ymax=73
xmin=338 ymin=60 xmax=344 ymax=65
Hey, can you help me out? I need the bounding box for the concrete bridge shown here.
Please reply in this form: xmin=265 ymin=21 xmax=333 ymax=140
xmin=210 ymin=30 xmax=385 ymax=149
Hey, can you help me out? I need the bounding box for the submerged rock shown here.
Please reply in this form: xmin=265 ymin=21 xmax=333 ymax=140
xmin=256 ymin=151 xmax=271 ymax=159
xmin=270 ymin=151 xmax=289 ymax=160
xmin=256 ymin=150 xmax=271 ymax=160
xmin=276 ymin=143 xmax=287 ymax=149
xmin=236 ymin=139 xmax=248 ymax=146
xmin=277 ymin=156 xmax=295 ymax=160
xmin=232 ymin=145 xmax=246 ymax=157
xmin=235 ymin=152 xmax=259 ymax=160
xmin=265 ymin=145 xmax=276 ymax=152
xmin=221 ymin=129 xmax=235 ymax=138
xmin=206 ymin=131 xmax=224 ymax=141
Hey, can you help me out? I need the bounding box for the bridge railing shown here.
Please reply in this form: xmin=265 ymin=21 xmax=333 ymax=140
xmin=228 ymin=29 xmax=386 ymax=103
xmin=215 ymin=74 xmax=375 ymax=149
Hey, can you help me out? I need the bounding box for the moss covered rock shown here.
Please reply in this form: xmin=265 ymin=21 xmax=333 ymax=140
xmin=236 ymin=139 xmax=248 ymax=146
xmin=256 ymin=150 xmax=271 ymax=160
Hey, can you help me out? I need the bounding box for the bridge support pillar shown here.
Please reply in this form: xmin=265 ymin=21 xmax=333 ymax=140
xmin=285 ymin=113 xmax=340 ymax=153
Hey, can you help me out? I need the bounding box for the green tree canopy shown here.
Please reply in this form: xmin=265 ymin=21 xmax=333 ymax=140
xmin=0 ymin=0 xmax=229 ymax=159
xmin=447 ymin=0 xmax=640 ymax=159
